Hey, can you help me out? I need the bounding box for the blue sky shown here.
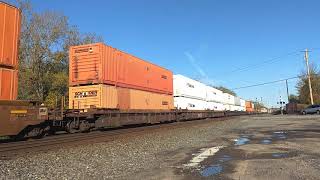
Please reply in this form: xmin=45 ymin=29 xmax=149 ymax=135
xmin=7 ymin=0 xmax=320 ymax=107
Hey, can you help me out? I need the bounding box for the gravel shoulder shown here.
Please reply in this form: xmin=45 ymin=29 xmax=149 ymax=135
xmin=1 ymin=115 xmax=320 ymax=180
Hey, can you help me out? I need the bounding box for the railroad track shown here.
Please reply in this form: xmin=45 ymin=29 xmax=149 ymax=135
xmin=0 ymin=116 xmax=232 ymax=159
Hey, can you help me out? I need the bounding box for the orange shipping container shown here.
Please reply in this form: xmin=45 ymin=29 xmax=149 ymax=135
xmin=245 ymin=101 xmax=253 ymax=108
xmin=0 ymin=2 xmax=21 ymax=69
xmin=69 ymin=43 xmax=173 ymax=95
xmin=246 ymin=107 xmax=254 ymax=112
xmin=69 ymin=84 xmax=118 ymax=110
xmin=69 ymin=84 xmax=173 ymax=110
xmin=0 ymin=67 xmax=18 ymax=100
xmin=117 ymin=87 xmax=173 ymax=110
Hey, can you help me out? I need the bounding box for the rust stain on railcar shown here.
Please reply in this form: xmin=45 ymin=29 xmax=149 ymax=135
xmin=0 ymin=101 xmax=48 ymax=137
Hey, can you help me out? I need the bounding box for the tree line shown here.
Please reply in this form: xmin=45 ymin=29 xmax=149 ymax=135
xmin=290 ymin=64 xmax=320 ymax=105
xmin=15 ymin=0 xmax=102 ymax=107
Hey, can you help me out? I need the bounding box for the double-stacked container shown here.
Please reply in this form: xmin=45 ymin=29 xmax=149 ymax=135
xmin=205 ymin=86 xmax=224 ymax=111
xmin=173 ymin=74 xmax=208 ymax=110
xmin=69 ymin=43 xmax=174 ymax=110
xmin=240 ymin=99 xmax=246 ymax=111
xmin=222 ymin=93 xmax=236 ymax=111
xmin=245 ymin=101 xmax=254 ymax=112
xmin=0 ymin=2 xmax=20 ymax=100
xmin=231 ymin=97 xmax=246 ymax=111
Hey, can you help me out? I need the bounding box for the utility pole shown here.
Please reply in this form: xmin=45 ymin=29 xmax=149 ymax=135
xmin=279 ymin=96 xmax=283 ymax=115
xmin=304 ymin=49 xmax=314 ymax=105
xmin=286 ymin=79 xmax=289 ymax=103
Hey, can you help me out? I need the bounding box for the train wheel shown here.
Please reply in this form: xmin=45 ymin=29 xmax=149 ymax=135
xmin=66 ymin=121 xmax=78 ymax=134
xmin=16 ymin=125 xmax=47 ymax=139
xmin=27 ymin=127 xmax=43 ymax=137
xmin=79 ymin=121 xmax=90 ymax=132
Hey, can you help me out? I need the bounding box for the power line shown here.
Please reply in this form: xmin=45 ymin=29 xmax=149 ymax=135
xmin=232 ymin=73 xmax=320 ymax=90
xmin=228 ymin=51 xmax=302 ymax=74
xmin=231 ymin=76 xmax=301 ymax=90
xmin=235 ymin=51 xmax=300 ymax=74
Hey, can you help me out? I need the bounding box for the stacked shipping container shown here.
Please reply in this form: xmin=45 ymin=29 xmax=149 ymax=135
xmin=69 ymin=43 xmax=174 ymax=110
xmin=173 ymin=74 xmax=248 ymax=111
xmin=69 ymin=84 xmax=173 ymax=110
xmin=69 ymin=43 xmax=173 ymax=95
xmin=0 ymin=68 xmax=18 ymax=100
xmin=246 ymin=101 xmax=254 ymax=112
xmin=173 ymin=75 xmax=208 ymax=110
xmin=0 ymin=2 xmax=20 ymax=100
xmin=206 ymin=86 xmax=224 ymax=111
xmin=68 ymin=43 xmax=250 ymax=112
xmin=174 ymin=75 xmax=230 ymax=111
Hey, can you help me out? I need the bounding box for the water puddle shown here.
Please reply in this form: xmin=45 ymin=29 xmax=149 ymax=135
xmin=184 ymin=146 xmax=224 ymax=168
xmin=272 ymin=153 xmax=288 ymax=158
xmin=198 ymin=154 xmax=232 ymax=177
xmin=201 ymin=164 xmax=223 ymax=177
xmin=234 ymin=137 xmax=250 ymax=145
xmin=217 ymin=155 xmax=232 ymax=162
xmin=260 ymin=139 xmax=272 ymax=144
xmin=272 ymin=131 xmax=287 ymax=139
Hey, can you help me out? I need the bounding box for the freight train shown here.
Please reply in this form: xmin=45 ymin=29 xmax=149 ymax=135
xmin=0 ymin=2 xmax=255 ymax=139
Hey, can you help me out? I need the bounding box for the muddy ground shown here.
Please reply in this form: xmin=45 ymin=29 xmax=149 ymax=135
xmin=135 ymin=115 xmax=320 ymax=180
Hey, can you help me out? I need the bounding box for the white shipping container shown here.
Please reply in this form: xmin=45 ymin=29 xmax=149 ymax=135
xmin=240 ymin=99 xmax=246 ymax=107
xmin=221 ymin=93 xmax=228 ymax=105
xmin=236 ymin=106 xmax=245 ymax=111
xmin=206 ymin=86 xmax=223 ymax=103
xmin=234 ymin=96 xmax=241 ymax=106
xmin=230 ymin=105 xmax=236 ymax=111
xmin=174 ymin=96 xmax=207 ymax=110
xmin=222 ymin=93 xmax=235 ymax=105
xmin=207 ymin=101 xmax=225 ymax=111
xmin=223 ymin=104 xmax=231 ymax=111
xmin=233 ymin=105 xmax=244 ymax=111
xmin=173 ymin=74 xmax=207 ymax=100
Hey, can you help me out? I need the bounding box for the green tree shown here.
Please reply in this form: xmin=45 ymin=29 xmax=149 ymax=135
xmin=253 ymin=101 xmax=265 ymax=109
xmin=296 ymin=64 xmax=320 ymax=105
xmin=288 ymin=94 xmax=300 ymax=103
xmin=15 ymin=0 xmax=103 ymax=107
xmin=214 ymin=86 xmax=237 ymax=96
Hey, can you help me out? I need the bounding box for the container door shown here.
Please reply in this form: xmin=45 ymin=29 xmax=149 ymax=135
xmin=0 ymin=68 xmax=14 ymax=100
xmin=70 ymin=44 xmax=101 ymax=84
xmin=0 ymin=4 xmax=20 ymax=67
xmin=117 ymin=87 xmax=130 ymax=109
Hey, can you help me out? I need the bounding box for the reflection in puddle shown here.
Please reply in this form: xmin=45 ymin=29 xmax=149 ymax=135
xmin=201 ymin=164 xmax=223 ymax=177
xmin=234 ymin=137 xmax=250 ymax=145
xmin=272 ymin=131 xmax=287 ymax=139
xmin=261 ymin=139 xmax=272 ymax=144
xmin=217 ymin=155 xmax=232 ymax=162
xmin=272 ymin=153 xmax=288 ymax=158
xmin=199 ymin=155 xmax=232 ymax=177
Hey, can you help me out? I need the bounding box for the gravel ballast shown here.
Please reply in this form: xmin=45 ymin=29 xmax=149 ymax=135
xmin=0 ymin=118 xmax=240 ymax=180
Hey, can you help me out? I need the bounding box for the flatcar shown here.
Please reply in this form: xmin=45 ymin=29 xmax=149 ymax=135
xmin=0 ymin=103 xmax=249 ymax=139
